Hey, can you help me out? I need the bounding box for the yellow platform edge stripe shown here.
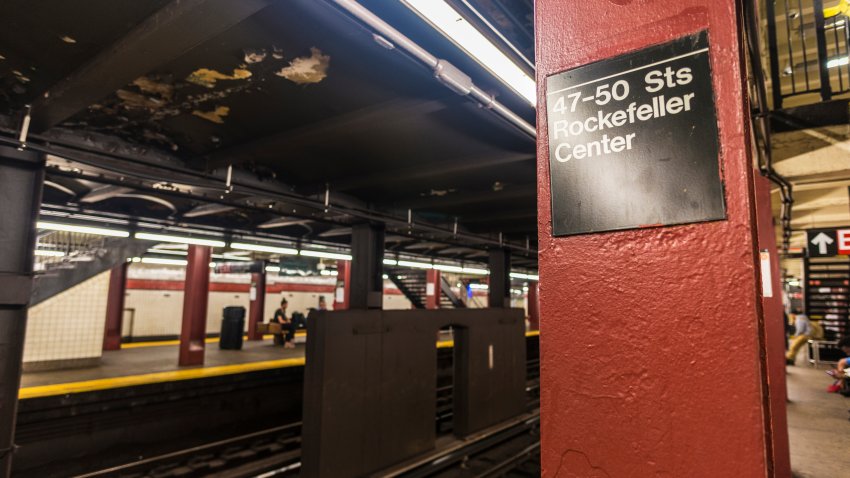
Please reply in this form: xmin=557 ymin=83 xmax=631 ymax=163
xmin=19 ymin=358 xmax=306 ymax=400
xmin=20 ymin=330 xmax=540 ymax=400
xmin=121 ymin=332 xmax=305 ymax=349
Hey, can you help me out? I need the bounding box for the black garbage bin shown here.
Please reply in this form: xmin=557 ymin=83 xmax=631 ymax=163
xmin=220 ymin=306 xmax=245 ymax=350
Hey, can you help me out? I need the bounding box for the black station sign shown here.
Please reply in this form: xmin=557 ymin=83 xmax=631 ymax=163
xmin=214 ymin=260 xmax=266 ymax=274
xmin=545 ymin=30 xmax=726 ymax=236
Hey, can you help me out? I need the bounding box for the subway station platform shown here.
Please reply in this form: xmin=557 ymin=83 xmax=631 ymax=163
xmin=786 ymin=365 xmax=850 ymax=478
xmin=19 ymin=337 xmax=304 ymax=394
xmin=19 ymin=330 xmax=537 ymax=398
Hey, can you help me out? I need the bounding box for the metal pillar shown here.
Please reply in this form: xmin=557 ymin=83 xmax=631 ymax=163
xmin=179 ymin=245 xmax=211 ymax=366
xmin=527 ymin=281 xmax=539 ymax=330
xmin=425 ymin=269 xmax=440 ymax=309
xmin=247 ymin=271 xmax=266 ymax=340
xmin=103 ymin=262 xmax=129 ymax=351
xmin=349 ymin=223 xmax=384 ymax=309
xmin=333 ymin=260 xmax=350 ymax=310
xmin=0 ymin=145 xmax=45 ymax=477
xmin=488 ymin=248 xmax=511 ymax=308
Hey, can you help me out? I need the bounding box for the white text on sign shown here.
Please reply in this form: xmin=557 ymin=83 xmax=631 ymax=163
xmin=549 ymin=66 xmax=695 ymax=163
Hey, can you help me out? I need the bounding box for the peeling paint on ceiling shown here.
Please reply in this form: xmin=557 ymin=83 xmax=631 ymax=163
xmin=12 ymin=70 xmax=30 ymax=83
xmin=132 ymin=76 xmax=174 ymax=100
xmin=192 ymin=105 xmax=230 ymax=124
xmin=244 ymin=48 xmax=267 ymax=64
xmin=116 ymin=89 xmax=167 ymax=110
xmin=275 ymin=47 xmax=330 ymax=84
xmin=186 ymin=68 xmax=252 ymax=88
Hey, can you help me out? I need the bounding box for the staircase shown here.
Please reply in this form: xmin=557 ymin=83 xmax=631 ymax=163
xmin=385 ymin=267 xmax=466 ymax=309
xmin=31 ymin=234 xmax=148 ymax=306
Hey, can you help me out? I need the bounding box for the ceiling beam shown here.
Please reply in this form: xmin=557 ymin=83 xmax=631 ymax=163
xmin=403 ymin=184 xmax=535 ymax=210
xmin=30 ymin=0 xmax=271 ymax=132
xmin=257 ymin=218 xmax=313 ymax=229
xmin=326 ymin=152 xmax=533 ymax=192
xmin=182 ymin=203 xmax=236 ymax=218
xmin=203 ymin=99 xmax=447 ymax=169
xmin=79 ymin=185 xmax=134 ymax=203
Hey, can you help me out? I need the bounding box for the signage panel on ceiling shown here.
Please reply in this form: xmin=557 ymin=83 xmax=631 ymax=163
xmin=545 ymin=30 xmax=726 ymax=236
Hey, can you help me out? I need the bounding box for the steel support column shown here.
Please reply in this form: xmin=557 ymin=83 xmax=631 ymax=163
xmin=349 ymin=223 xmax=384 ymax=309
xmin=488 ymin=248 xmax=511 ymax=308
xmin=535 ymin=0 xmax=784 ymax=474
xmin=527 ymin=281 xmax=539 ymax=330
xmin=179 ymin=245 xmax=211 ymax=366
xmin=425 ymin=269 xmax=440 ymax=309
xmin=247 ymin=271 xmax=266 ymax=340
xmin=102 ymin=262 xmax=129 ymax=351
xmin=333 ymin=260 xmax=350 ymax=310
xmin=0 ymin=145 xmax=45 ymax=477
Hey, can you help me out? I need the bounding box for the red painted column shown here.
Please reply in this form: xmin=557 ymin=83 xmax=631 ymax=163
xmin=179 ymin=245 xmax=211 ymax=366
xmin=247 ymin=271 xmax=266 ymax=341
xmin=103 ymin=262 xmax=129 ymax=351
xmin=536 ymin=2 xmax=782 ymax=478
xmin=333 ymin=260 xmax=350 ymax=310
xmin=754 ymin=173 xmax=792 ymax=477
xmin=425 ymin=269 xmax=440 ymax=309
xmin=527 ymin=281 xmax=539 ymax=331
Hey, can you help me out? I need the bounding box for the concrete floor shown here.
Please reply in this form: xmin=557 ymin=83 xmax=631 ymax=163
xmin=787 ymin=362 xmax=850 ymax=478
xmin=19 ymin=339 xmax=304 ymax=388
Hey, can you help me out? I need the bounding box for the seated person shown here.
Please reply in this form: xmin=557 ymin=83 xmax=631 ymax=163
xmin=273 ymin=298 xmax=296 ymax=349
xmin=826 ymin=337 xmax=850 ymax=393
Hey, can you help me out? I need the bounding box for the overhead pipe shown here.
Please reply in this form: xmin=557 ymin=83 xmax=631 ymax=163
xmin=328 ymin=0 xmax=537 ymax=139
xmin=744 ymin=0 xmax=794 ymax=252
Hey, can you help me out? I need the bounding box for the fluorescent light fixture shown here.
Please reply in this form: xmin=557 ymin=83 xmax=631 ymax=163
xmin=402 ymin=0 xmax=536 ymax=105
xmin=265 ymin=265 xmax=282 ymax=273
xmin=434 ymin=264 xmax=464 ymax=273
xmin=398 ymin=260 xmax=433 ymax=270
xmin=382 ymin=273 xmax=389 ymax=279
xmin=135 ymin=232 xmax=225 ymax=248
xmin=35 ymin=250 xmax=66 ymax=257
xmin=230 ymin=242 xmax=298 ymax=256
xmin=828 ymin=56 xmax=850 ymax=68
xmin=215 ymin=254 xmax=252 ymax=262
xmin=469 ymin=283 xmax=489 ymax=290
xmin=141 ymin=257 xmax=188 ymax=266
xmin=300 ymin=250 xmax=352 ymax=261
xmin=149 ymin=249 xmax=188 ymax=256
xmin=510 ymin=272 xmax=539 ymax=281
xmin=37 ymin=221 xmax=130 ymax=238
xmin=209 ymin=262 xmax=217 ymax=268
xmin=383 ymin=259 xmax=398 ymax=266
xmin=131 ymin=257 xmax=142 ymax=263
xmin=320 ymin=269 xmax=339 ymax=276
xmin=462 ymin=267 xmax=489 ymax=275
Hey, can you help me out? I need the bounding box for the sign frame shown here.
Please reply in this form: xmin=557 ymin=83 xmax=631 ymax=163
xmin=545 ymin=30 xmax=726 ymax=237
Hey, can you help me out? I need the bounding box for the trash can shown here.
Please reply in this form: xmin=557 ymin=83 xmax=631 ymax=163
xmin=220 ymin=306 xmax=245 ymax=350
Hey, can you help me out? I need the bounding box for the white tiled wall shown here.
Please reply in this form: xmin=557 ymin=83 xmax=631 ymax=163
xmin=123 ymin=289 xmax=330 ymax=337
xmin=123 ymin=289 xmax=412 ymax=338
xmin=23 ymin=270 xmax=110 ymax=364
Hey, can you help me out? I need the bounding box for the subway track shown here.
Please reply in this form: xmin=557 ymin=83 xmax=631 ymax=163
xmin=69 ymin=362 xmax=540 ymax=478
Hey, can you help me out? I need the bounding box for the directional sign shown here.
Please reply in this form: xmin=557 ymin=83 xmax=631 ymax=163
xmin=545 ymin=30 xmax=725 ymax=236
xmin=810 ymin=232 xmax=834 ymax=255
xmin=804 ymin=228 xmax=850 ymax=257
